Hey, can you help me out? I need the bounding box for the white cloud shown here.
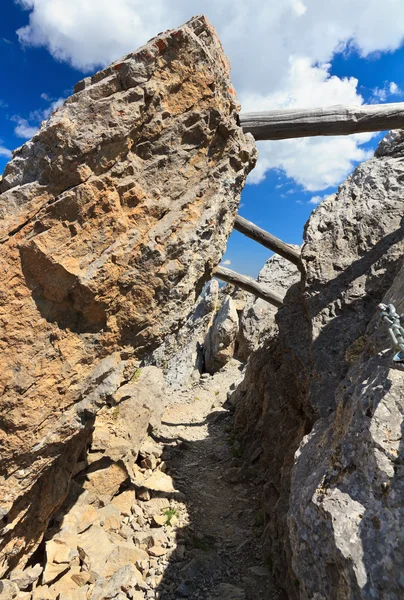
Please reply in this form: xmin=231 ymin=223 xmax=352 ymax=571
xmin=372 ymin=80 xmax=403 ymax=102
xmin=0 ymin=100 xmax=8 ymax=109
xmin=390 ymin=81 xmax=400 ymax=94
xmin=221 ymin=259 xmax=232 ymax=266
xmin=12 ymin=116 xmax=39 ymax=139
xmin=0 ymin=145 xmax=12 ymax=158
xmin=308 ymin=193 xmax=335 ymax=205
xmin=244 ymin=59 xmax=374 ymax=190
xmin=14 ymin=0 xmax=404 ymax=190
xmin=11 ymin=97 xmax=65 ymax=140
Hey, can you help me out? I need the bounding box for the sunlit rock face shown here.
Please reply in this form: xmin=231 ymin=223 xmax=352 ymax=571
xmin=0 ymin=15 xmax=256 ymax=574
xmin=234 ymin=131 xmax=403 ymax=599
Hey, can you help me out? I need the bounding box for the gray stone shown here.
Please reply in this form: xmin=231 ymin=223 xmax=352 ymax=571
xmin=9 ymin=564 xmax=43 ymax=590
xmin=204 ymin=296 xmax=239 ymax=373
xmin=234 ymin=129 xmax=404 ymax=598
xmin=147 ymin=280 xmax=219 ymax=389
xmin=215 ymin=583 xmax=246 ymax=599
xmin=90 ymin=564 xmax=140 ymax=600
xmin=0 ymin=580 xmax=19 ymax=599
xmin=288 ymin=259 xmax=404 ymax=600
xmin=236 ymin=251 xmax=301 ymax=361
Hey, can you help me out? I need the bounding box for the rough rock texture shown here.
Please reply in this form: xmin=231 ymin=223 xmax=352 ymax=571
xmin=288 ymin=262 xmax=404 ymax=600
xmin=149 ymin=256 xmax=300 ymax=388
xmin=236 ymin=251 xmax=300 ymax=361
xmin=147 ymin=280 xmax=219 ymax=388
xmin=234 ymin=132 xmax=404 ymax=599
xmin=204 ymin=296 xmax=239 ymax=373
xmin=0 ymin=15 xmax=256 ymax=575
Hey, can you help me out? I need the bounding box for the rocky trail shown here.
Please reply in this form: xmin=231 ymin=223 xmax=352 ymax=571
xmin=152 ymin=362 xmax=283 ymax=600
xmin=4 ymin=362 xmax=285 ymax=600
xmin=1 ymin=12 xmax=404 ymax=600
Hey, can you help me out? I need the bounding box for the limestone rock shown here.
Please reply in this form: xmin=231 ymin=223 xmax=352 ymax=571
xmin=204 ymin=296 xmax=239 ymax=373
xmin=141 ymin=498 xmax=170 ymax=519
xmin=236 ymin=250 xmax=301 ymax=361
xmin=0 ymin=14 xmax=255 ymax=573
xmin=111 ymin=490 xmax=136 ymax=516
xmin=0 ymin=580 xmax=19 ymax=599
xmin=288 ymin=260 xmax=404 ymax=600
xmin=147 ymin=280 xmax=219 ymax=388
xmin=9 ymin=564 xmax=43 ymax=590
xmin=89 ymin=565 xmax=141 ymax=600
xmin=142 ymin=472 xmax=176 ymax=493
xmin=234 ymin=130 xmax=404 ymax=598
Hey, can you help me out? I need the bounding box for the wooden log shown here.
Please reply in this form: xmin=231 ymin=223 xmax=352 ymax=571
xmin=234 ymin=215 xmax=301 ymax=267
xmin=214 ymin=266 xmax=284 ymax=308
xmin=239 ymin=102 xmax=404 ymax=140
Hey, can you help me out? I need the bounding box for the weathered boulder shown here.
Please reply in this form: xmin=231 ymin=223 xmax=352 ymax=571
xmin=237 ymin=250 xmax=300 ymax=361
xmin=147 ymin=280 xmax=219 ymax=388
xmin=0 ymin=15 xmax=256 ymax=574
xmin=204 ymin=295 xmax=239 ymax=373
xmin=234 ymin=131 xmax=404 ymax=598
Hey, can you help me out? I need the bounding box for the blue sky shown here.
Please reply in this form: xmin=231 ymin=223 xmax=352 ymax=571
xmin=2 ymin=0 xmax=404 ymax=277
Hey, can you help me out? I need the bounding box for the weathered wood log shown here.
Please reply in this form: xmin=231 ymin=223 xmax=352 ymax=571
xmin=239 ymin=102 xmax=404 ymax=140
xmin=234 ymin=215 xmax=301 ymax=267
xmin=214 ymin=266 xmax=284 ymax=307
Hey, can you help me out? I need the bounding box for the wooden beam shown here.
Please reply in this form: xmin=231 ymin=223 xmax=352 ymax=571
xmin=234 ymin=215 xmax=301 ymax=267
xmin=239 ymin=102 xmax=404 ymax=140
xmin=214 ymin=266 xmax=284 ymax=308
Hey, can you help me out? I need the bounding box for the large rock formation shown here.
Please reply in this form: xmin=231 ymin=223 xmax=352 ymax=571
xmin=149 ymin=254 xmax=300 ymax=387
xmin=0 ymin=15 xmax=256 ymax=575
xmin=236 ymin=251 xmax=300 ymax=361
xmin=234 ymin=131 xmax=403 ymax=598
xmin=147 ymin=280 xmax=219 ymax=389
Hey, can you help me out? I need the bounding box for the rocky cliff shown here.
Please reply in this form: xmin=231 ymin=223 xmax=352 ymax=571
xmin=0 ymin=15 xmax=256 ymax=577
xmin=234 ymin=131 xmax=404 ymax=599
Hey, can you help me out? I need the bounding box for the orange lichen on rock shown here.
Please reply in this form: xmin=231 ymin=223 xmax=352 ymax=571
xmin=0 ymin=15 xmax=256 ymax=573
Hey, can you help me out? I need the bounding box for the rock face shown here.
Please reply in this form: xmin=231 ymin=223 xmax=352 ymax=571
xmin=288 ymin=262 xmax=404 ymax=600
xmin=0 ymin=15 xmax=256 ymax=575
xmin=204 ymin=295 xmax=239 ymax=373
xmin=149 ymin=254 xmax=300 ymax=387
xmin=234 ymin=132 xmax=404 ymax=598
xmin=237 ymin=251 xmax=300 ymax=361
xmin=147 ymin=280 xmax=219 ymax=388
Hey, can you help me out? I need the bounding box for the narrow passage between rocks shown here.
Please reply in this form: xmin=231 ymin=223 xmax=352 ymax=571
xmin=151 ymin=361 xmax=284 ymax=600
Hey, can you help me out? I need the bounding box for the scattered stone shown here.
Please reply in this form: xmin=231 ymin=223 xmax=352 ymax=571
xmin=9 ymin=564 xmax=43 ymax=590
xmin=142 ymin=472 xmax=176 ymax=494
xmin=0 ymin=580 xmax=19 ymax=599
xmin=111 ymin=490 xmax=137 ymax=517
xmin=103 ymin=544 xmax=149 ymax=578
xmin=214 ymin=583 xmax=246 ymax=599
xmin=176 ymin=581 xmax=191 ymax=597
xmin=90 ymin=565 xmax=140 ymax=600
xmin=98 ymin=505 xmax=121 ymax=532
xmin=148 ymin=545 xmax=167 ymax=557
xmin=141 ymin=498 xmax=170 ymax=519
xmin=151 ymin=514 xmax=167 ymax=527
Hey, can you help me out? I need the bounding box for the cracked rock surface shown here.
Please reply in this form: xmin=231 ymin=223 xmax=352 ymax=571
xmin=0 ymin=15 xmax=256 ymax=575
xmin=234 ymin=131 xmax=404 ymax=599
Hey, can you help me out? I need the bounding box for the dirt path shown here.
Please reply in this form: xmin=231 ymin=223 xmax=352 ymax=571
xmin=152 ymin=361 xmax=284 ymax=600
